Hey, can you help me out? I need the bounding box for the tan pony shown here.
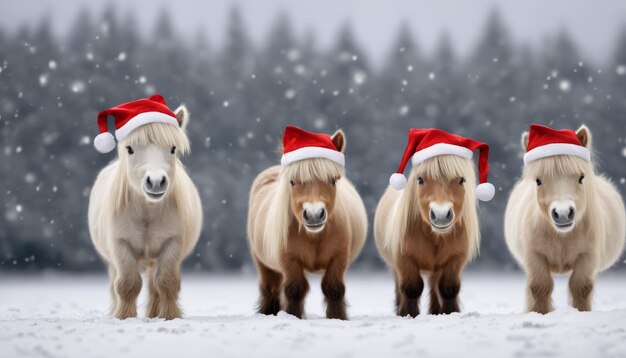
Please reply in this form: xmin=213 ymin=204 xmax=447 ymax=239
xmin=505 ymin=124 xmax=625 ymax=313
xmin=375 ymin=154 xmax=481 ymax=317
xmin=88 ymin=101 xmax=202 ymax=320
xmin=247 ymin=127 xmax=367 ymax=320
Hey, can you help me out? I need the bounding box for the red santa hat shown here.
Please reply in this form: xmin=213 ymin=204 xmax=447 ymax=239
xmin=389 ymin=128 xmax=495 ymax=202
xmin=281 ymin=126 xmax=345 ymax=167
xmin=93 ymin=94 xmax=179 ymax=153
xmin=523 ymin=124 xmax=590 ymax=165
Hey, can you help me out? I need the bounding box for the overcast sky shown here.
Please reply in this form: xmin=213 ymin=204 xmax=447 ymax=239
xmin=2 ymin=0 xmax=626 ymax=65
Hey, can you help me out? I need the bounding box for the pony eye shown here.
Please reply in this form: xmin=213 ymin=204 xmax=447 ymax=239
xmin=579 ymin=175 xmax=585 ymax=184
xmin=459 ymin=177 xmax=466 ymax=185
xmin=418 ymin=177 xmax=424 ymax=186
xmin=171 ymin=146 xmax=176 ymax=155
xmin=290 ymin=180 xmax=295 ymax=187
xmin=536 ymin=178 xmax=542 ymax=186
xmin=331 ymin=178 xmax=336 ymax=186
xmin=126 ymin=146 xmax=134 ymax=155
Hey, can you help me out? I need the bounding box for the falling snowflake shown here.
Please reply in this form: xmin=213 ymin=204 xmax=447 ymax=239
xmin=79 ymin=136 xmax=90 ymax=145
xmin=616 ymin=65 xmax=626 ymax=76
xmin=71 ymin=81 xmax=86 ymax=93
xmin=138 ymin=76 xmax=147 ymax=84
xmin=85 ymin=52 xmax=94 ymax=61
xmin=407 ymin=65 xmax=413 ymax=72
xmin=39 ymin=74 xmax=48 ymax=87
xmin=620 ymin=178 xmax=626 ymax=185
xmin=117 ymin=52 xmax=126 ymax=61
xmin=509 ymin=97 xmax=516 ymax=102
xmin=16 ymin=205 xmax=22 ymax=213
xmin=398 ymin=105 xmax=409 ymax=116
xmin=284 ymin=89 xmax=296 ymax=99
xmin=428 ymin=72 xmax=436 ymax=80
xmin=313 ymin=117 xmax=326 ymax=129
xmin=621 ymin=147 xmax=626 ymax=158
xmin=287 ymin=49 xmax=300 ymax=62
xmin=353 ymin=70 xmax=366 ymax=85
xmin=48 ymin=60 xmax=57 ymax=70
xmin=223 ymin=101 xmax=229 ymax=107
xmin=559 ymin=80 xmax=571 ymax=92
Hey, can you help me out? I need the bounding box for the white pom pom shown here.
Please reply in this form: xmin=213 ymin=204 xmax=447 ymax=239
xmin=94 ymin=132 xmax=116 ymax=153
xmin=476 ymin=182 xmax=495 ymax=202
xmin=389 ymin=173 xmax=407 ymax=190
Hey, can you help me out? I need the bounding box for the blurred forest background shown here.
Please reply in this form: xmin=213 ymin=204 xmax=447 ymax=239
xmin=1 ymin=4 xmax=626 ymax=272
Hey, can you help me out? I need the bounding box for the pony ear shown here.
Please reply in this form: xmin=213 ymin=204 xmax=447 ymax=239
xmin=521 ymin=131 xmax=529 ymax=150
xmin=331 ymin=129 xmax=346 ymax=153
xmin=576 ymin=124 xmax=591 ymax=148
xmin=174 ymin=104 xmax=190 ymax=130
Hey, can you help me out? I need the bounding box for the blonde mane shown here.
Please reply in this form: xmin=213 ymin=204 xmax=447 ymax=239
xmin=97 ymin=123 xmax=196 ymax=239
xmin=523 ymin=154 xmax=604 ymax=254
xmin=262 ymin=158 xmax=344 ymax=263
xmin=383 ymin=155 xmax=481 ymax=260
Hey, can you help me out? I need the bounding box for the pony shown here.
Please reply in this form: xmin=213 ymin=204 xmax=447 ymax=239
xmin=88 ymin=106 xmax=202 ymax=320
xmin=505 ymin=125 xmax=625 ymax=313
xmin=375 ymin=155 xmax=480 ymax=317
xmin=247 ymin=130 xmax=367 ymax=320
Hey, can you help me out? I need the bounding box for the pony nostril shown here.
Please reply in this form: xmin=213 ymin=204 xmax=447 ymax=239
xmin=160 ymin=177 xmax=167 ymax=189
xmin=552 ymin=208 xmax=559 ymax=220
xmin=430 ymin=210 xmax=436 ymax=221
xmin=303 ymin=210 xmax=309 ymax=221
xmin=568 ymin=207 xmax=575 ymax=220
xmin=446 ymin=209 xmax=453 ymax=220
xmin=319 ymin=208 xmax=326 ymax=220
xmin=146 ymin=176 xmax=152 ymax=187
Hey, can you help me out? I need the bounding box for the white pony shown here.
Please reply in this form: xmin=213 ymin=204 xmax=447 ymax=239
xmin=88 ymin=107 xmax=202 ymax=320
xmin=505 ymin=125 xmax=625 ymax=313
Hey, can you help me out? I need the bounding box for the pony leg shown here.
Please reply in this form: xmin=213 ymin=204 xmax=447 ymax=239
xmin=111 ymin=241 xmax=142 ymax=319
xmin=439 ymin=257 xmax=463 ymax=314
xmin=321 ymin=257 xmax=348 ymax=320
xmin=107 ymin=265 xmax=119 ymax=315
xmin=254 ymin=257 xmax=282 ymax=315
xmin=153 ymin=239 xmax=183 ymax=320
xmin=428 ymin=270 xmax=442 ymax=315
xmin=569 ymin=253 xmax=595 ymax=312
xmin=283 ymin=258 xmax=309 ymax=319
xmin=525 ymin=252 xmax=554 ymax=314
xmin=146 ymin=268 xmax=161 ymax=318
xmin=396 ymin=257 xmax=424 ymax=318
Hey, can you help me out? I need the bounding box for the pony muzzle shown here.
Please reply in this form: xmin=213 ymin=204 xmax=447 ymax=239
xmin=550 ymin=201 xmax=576 ymax=233
xmin=302 ymin=202 xmax=327 ymax=233
xmin=143 ymin=171 xmax=169 ymax=201
xmin=429 ymin=203 xmax=455 ymax=233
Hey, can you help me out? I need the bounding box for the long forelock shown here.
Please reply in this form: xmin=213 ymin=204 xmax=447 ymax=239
xmin=413 ymin=155 xmax=476 ymax=182
xmin=281 ymin=158 xmax=344 ymax=183
xmin=523 ymin=155 xmax=593 ymax=180
xmin=121 ymin=123 xmax=190 ymax=155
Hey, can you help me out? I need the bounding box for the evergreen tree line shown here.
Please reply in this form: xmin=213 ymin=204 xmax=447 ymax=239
xmin=1 ymin=6 xmax=626 ymax=271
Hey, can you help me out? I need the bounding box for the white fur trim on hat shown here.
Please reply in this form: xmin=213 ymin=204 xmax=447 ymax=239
xmin=389 ymin=173 xmax=407 ymax=190
xmin=411 ymin=143 xmax=474 ymax=166
xmin=94 ymin=132 xmax=116 ymax=153
xmin=281 ymin=147 xmax=345 ymax=167
xmin=114 ymin=111 xmax=179 ymax=141
xmin=476 ymin=182 xmax=495 ymax=202
xmin=523 ymin=143 xmax=590 ymax=165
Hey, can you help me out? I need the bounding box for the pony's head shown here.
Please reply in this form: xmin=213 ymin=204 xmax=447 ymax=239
xmin=117 ymin=105 xmax=191 ymax=203
xmin=522 ymin=125 xmax=593 ymax=234
xmin=385 ymin=154 xmax=480 ymax=258
xmin=411 ymin=155 xmax=476 ymax=235
xmin=283 ymin=130 xmax=345 ymax=234
xmin=262 ymin=130 xmax=346 ymax=261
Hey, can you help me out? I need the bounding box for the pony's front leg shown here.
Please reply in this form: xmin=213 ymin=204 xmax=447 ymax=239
xmin=254 ymin=257 xmax=283 ymax=315
xmin=283 ymin=258 xmax=309 ymax=319
xmin=428 ymin=270 xmax=442 ymax=315
xmin=153 ymin=238 xmax=183 ymax=320
xmin=111 ymin=240 xmax=142 ymax=319
xmin=569 ymin=253 xmax=595 ymax=312
xmin=525 ymin=252 xmax=554 ymax=314
xmin=439 ymin=256 xmax=463 ymax=314
xmin=396 ymin=256 xmax=423 ymax=318
xmin=322 ymin=257 xmax=348 ymax=320
xmin=107 ymin=265 xmax=119 ymax=315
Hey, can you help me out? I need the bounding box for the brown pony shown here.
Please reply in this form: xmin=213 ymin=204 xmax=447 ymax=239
xmin=375 ymin=155 xmax=480 ymax=317
xmin=247 ymin=130 xmax=367 ymax=320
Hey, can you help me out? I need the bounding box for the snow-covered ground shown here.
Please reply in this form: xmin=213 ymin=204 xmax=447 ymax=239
xmin=0 ymin=271 xmax=625 ymax=357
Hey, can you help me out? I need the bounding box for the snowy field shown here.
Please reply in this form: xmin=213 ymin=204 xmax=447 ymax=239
xmin=0 ymin=271 xmax=625 ymax=358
